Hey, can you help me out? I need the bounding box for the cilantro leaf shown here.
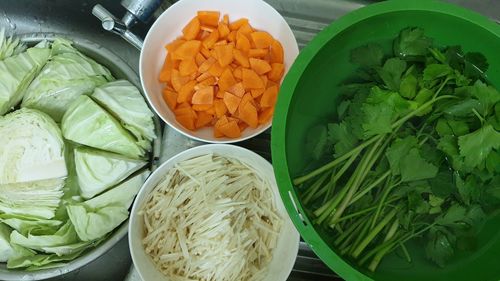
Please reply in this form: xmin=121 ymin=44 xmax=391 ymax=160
xmin=350 ymin=43 xmax=384 ymax=67
xmin=458 ymin=125 xmax=500 ymax=169
xmin=400 ymin=148 xmax=439 ymax=182
xmin=385 ymin=136 xmax=418 ymax=175
xmin=414 ymin=88 xmax=435 ymax=116
xmin=485 ymin=150 xmax=500 ymax=173
xmin=429 ymin=170 xmax=455 ymax=198
xmin=376 ymin=57 xmax=407 ymax=91
xmin=435 ymin=118 xmax=469 ymax=137
xmin=306 ymin=125 xmax=329 ymax=160
xmin=337 ymin=100 xmax=351 ymax=120
xmin=423 ymin=64 xmax=453 ymax=82
xmin=436 ymin=204 xmax=467 ymax=227
xmin=469 ymin=80 xmax=500 ymax=113
xmin=394 ymin=27 xmax=433 ymax=59
xmin=425 ymin=230 xmax=454 ymax=267
xmin=361 ymin=87 xmax=414 ymax=138
xmin=463 ymin=52 xmax=488 ymax=80
xmin=437 ymin=136 xmax=464 ymax=171
xmin=327 ymin=122 xmax=358 ymax=157
xmin=400 ymin=74 xmax=418 ymax=99
xmin=443 ymin=98 xmax=485 ymax=117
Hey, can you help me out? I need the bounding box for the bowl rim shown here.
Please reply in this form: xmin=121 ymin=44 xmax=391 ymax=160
xmin=271 ymin=1 xmax=500 ymax=281
xmin=139 ymin=0 xmax=299 ymax=144
xmin=129 ymin=143 xmax=300 ymax=281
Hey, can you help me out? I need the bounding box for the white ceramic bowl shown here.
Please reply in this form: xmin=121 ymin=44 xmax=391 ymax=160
xmin=140 ymin=0 xmax=299 ymax=143
xmin=129 ymin=144 xmax=300 ymax=281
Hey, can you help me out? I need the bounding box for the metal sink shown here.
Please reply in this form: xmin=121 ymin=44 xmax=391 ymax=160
xmin=1 ymin=1 xmax=498 ymax=280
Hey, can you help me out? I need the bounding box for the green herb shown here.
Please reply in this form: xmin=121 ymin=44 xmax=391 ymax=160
xmin=295 ymin=27 xmax=500 ymax=271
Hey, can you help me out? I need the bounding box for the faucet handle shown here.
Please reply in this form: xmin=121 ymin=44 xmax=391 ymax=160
xmin=92 ymin=4 xmax=144 ymax=50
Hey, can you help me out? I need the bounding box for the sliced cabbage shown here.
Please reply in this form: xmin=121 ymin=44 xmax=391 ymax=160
xmin=92 ymin=80 xmax=156 ymax=151
xmin=61 ymin=95 xmax=145 ymax=159
xmin=0 ymin=28 xmax=26 ymax=60
xmin=0 ymin=223 xmax=14 ymax=262
xmin=0 ymin=108 xmax=67 ymax=184
xmin=75 ymin=146 xmax=147 ymax=199
xmin=21 ymin=38 xmax=114 ymax=121
xmin=0 ymin=213 xmax=63 ymax=236
xmin=67 ymin=171 xmax=149 ymax=241
xmin=0 ymin=41 xmax=50 ymax=115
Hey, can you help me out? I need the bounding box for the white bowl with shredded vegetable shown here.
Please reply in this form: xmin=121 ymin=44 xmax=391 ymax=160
xmin=129 ymin=144 xmax=299 ymax=281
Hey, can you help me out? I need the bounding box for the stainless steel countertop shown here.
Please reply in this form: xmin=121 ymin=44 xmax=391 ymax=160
xmin=1 ymin=1 xmax=498 ymax=280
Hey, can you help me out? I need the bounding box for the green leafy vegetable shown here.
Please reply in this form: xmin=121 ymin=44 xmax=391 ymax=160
xmin=21 ymin=38 xmax=113 ymax=121
xmin=296 ymin=27 xmax=500 ymax=272
xmin=61 ymin=95 xmax=145 ymax=159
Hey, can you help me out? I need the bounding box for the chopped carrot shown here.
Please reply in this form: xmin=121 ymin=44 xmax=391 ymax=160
xmin=249 ymin=58 xmax=272 ymax=75
xmin=238 ymin=101 xmax=258 ymax=128
xmin=233 ymin=66 xmax=243 ymax=80
xmin=260 ymin=85 xmax=278 ymax=107
xmin=208 ymin=61 xmax=224 ymax=77
xmin=197 ymin=76 xmax=217 ymax=87
xmin=236 ymin=33 xmax=251 ymax=54
xmin=227 ymin=31 xmax=237 ymax=42
xmin=268 ymin=63 xmax=285 ymax=82
xmin=251 ymin=32 xmax=273 ymax=49
xmin=171 ymin=69 xmax=190 ymax=92
xmin=195 ymin=111 xmax=213 ymax=128
xmin=219 ymin=68 xmax=237 ymax=92
xmin=201 ymin=26 xmax=215 ymax=32
xmin=202 ymin=30 xmax=219 ymax=49
xmin=229 ymin=18 xmax=249 ymax=31
xmin=238 ymin=23 xmax=253 ymax=35
xmin=162 ymin=88 xmax=178 ymax=110
xmin=177 ymin=80 xmax=197 ymax=103
xmin=228 ymin=82 xmax=245 ymax=97
xmin=251 ymin=88 xmax=265 ymax=98
xmin=214 ymin=99 xmax=228 ymax=118
xmin=198 ymin=56 xmax=216 ymax=73
xmin=218 ymin=22 xmax=230 ymax=39
xmin=159 ymin=55 xmax=174 ymax=83
xmin=192 ymin=104 xmax=212 ymax=111
xmin=179 ymin=58 xmax=198 ymax=76
xmin=192 ymin=86 xmax=214 ymax=105
xmin=165 ymin=38 xmax=186 ymax=53
xmin=270 ymin=39 xmax=284 ymax=63
xmin=242 ymin=68 xmax=265 ymax=89
xmin=182 ymin=17 xmax=201 ymax=40
xmin=176 ymin=114 xmax=196 ymax=130
xmin=174 ymin=40 xmax=202 ymax=60
xmin=159 ymin=12 xmax=285 ymax=137
xmin=195 ymin=53 xmax=206 ymax=66
xmin=219 ymin=120 xmax=241 ymax=138
xmin=258 ymin=107 xmax=274 ymax=124
xmin=196 ymin=71 xmax=212 ymax=82
xmin=214 ymin=44 xmax=234 ymax=67
xmin=223 ymin=92 xmax=242 ymax=114
xmin=197 ymin=11 xmax=220 ymax=26
xmin=233 ymin=49 xmax=250 ymax=68
xmin=249 ymin=48 xmax=268 ymax=58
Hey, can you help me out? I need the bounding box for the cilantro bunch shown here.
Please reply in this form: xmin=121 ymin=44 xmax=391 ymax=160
xmin=295 ymin=27 xmax=500 ymax=272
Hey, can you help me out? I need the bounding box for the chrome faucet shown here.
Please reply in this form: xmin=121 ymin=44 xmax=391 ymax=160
xmin=92 ymin=0 xmax=164 ymax=50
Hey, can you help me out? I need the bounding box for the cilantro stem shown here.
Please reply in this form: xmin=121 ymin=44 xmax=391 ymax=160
xmin=368 ymin=243 xmax=396 ymax=272
xmin=471 ymin=108 xmax=485 ymax=124
xmin=329 ymin=197 xmax=399 ymax=226
xmin=391 ymin=95 xmax=457 ymax=129
xmin=371 ymin=179 xmax=401 ymax=229
xmin=350 ymin=170 xmax=391 ymax=205
xmin=400 ymin=243 xmax=412 ymax=263
xmin=352 ymin=208 xmax=398 ymax=258
xmin=334 ymin=218 xmax=365 ymax=246
xmin=302 ymin=172 xmax=330 ymax=205
xmin=293 ymin=135 xmax=381 ymax=185
xmin=330 ymin=136 xmax=385 ymax=226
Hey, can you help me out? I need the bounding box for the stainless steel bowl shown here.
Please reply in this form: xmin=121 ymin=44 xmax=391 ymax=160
xmin=0 ymin=33 xmax=162 ymax=281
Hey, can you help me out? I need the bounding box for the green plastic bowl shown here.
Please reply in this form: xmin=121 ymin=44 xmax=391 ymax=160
xmin=271 ymin=1 xmax=500 ymax=281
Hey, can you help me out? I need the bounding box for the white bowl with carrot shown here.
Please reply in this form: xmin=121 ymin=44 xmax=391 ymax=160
xmin=140 ymin=0 xmax=299 ymax=143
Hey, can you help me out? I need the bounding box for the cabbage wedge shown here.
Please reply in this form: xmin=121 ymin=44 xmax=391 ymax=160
xmin=61 ymin=95 xmax=145 ymax=159
xmin=67 ymin=171 xmax=148 ymax=241
xmin=0 ymin=40 xmax=50 ymax=115
xmin=21 ymin=38 xmax=114 ymax=121
xmin=0 ymin=28 xmax=26 ymax=60
xmin=92 ymin=80 xmax=156 ymax=151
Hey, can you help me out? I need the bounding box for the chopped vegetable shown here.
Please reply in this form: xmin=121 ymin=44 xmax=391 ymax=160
xmin=295 ymin=27 xmax=500 ymax=271
xmin=159 ymin=12 xmax=285 ymax=138
xmin=141 ymin=154 xmax=282 ymax=281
